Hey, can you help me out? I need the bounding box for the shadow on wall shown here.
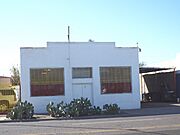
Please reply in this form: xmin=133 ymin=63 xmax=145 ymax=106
xmin=143 ymin=72 xmax=176 ymax=102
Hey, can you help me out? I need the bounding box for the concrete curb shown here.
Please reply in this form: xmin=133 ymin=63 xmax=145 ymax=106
xmin=0 ymin=112 xmax=129 ymax=123
xmin=1 ymin=105 xmax=180 ymax=123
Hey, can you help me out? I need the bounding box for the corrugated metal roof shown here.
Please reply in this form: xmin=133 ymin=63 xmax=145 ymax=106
xmin=0 ymin=76 xmax=11 ymax=78
xmin=139 ymin=67 xmax=173 ymax=73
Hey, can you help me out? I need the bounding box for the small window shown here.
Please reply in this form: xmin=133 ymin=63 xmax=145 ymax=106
xmin=72 ymin=67 xmax=92 ymax=79
xmin=0 ymin=90 xmax=15 ymax=95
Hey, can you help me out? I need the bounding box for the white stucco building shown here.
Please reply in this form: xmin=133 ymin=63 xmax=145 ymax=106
xmin=20 ymin=42 xmax=140 ymax=113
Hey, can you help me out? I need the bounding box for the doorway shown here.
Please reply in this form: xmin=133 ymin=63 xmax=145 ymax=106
xmin=72 ymin=83 xmax=93 ymax=103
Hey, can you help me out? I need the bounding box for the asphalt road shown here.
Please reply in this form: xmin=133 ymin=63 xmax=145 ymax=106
xmin=0 ymin=114 xmax=180 ymax=135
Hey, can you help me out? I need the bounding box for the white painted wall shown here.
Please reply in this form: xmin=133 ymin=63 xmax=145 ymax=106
xmin=20 ymin=42 xmax=140 ymax=113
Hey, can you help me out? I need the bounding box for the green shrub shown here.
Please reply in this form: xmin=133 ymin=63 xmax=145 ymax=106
xmin=47 ymin=97 xmax=93 ymax=117
xmin=6 ymin=101 xmax=34 ymax=120
xmin=46 ymin=101 xmax=69 ymax=117
xmin=56 ymin=101 xmax=69 ymax=117
xmin=47 ymin=99 xmax=121 ymax=118
xmin=103 ymin=104 xmax=120 ymax=115
xmin=89 ymin=106 xmax=102 ymax=115
xmin=46 ymin=102 xmax=57 ymax=117
xmin=68 ymin=97 xmax=92 ymax=117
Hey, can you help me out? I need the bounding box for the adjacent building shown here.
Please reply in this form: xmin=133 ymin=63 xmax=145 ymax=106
xmin=20 ymin=42 xmax=140 ymax=113
xmin=140 ymin=67 xmax=176 ymax=102
xmin=0 ymin=76 xmax=11 ymax=88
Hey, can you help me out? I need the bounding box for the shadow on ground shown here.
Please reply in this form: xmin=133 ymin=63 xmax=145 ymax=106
xmin=121 ymin=102 xmax=180 ymax=118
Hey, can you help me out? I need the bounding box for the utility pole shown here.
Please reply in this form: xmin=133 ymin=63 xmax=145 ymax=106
xmin=68 ymin=26 xmax=70 ymax=42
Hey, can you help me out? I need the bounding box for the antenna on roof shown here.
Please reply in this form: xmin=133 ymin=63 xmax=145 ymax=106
xmin=68 ymin=26 xmax=70 ymax=42
xmin=137 ymin=42 xmax=141 ymax=52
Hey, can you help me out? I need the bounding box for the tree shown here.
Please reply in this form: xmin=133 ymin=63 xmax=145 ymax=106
xmin=139 ymin=62 xmax=146 ymax=67
xmin=88 ymin=39 xmax=94 ymax=42
xmin=10 ymin=66 xmax=20 ymax=85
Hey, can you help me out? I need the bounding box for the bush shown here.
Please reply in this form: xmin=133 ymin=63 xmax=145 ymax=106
xmin=6 ymin=101 xmax=34 ymax=120
xmin=47 ymin=98 xmax=121 ymax=118
xmin=103 ymin=104 xmax=120 ymax=115
xmin=47 ymin=97 xmax=93 ymax=117
xmin=46 ymin=101 xmax=69 ymax=117
xmin=67 ymin=97 xmax=92 ymax=117
xmin=89 ymin=106 xmax=102 ymax=115
xmin=46 ymin=102 xmax=56 ymax=117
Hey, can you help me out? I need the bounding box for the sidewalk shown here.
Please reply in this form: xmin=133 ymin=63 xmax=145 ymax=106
xmin=122 ymin=106 xmax=180 ymax=117
xmin=0 ymin=115 xmax=6 ymax=121
xmin=0 ymin=103 xmax=180 ymax=122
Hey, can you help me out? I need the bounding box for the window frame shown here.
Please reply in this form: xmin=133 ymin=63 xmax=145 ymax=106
xmin=72 ymin=67 xmax=93 ymax=79
xmin=30 ymin=68 xmax=65 ymax=97
xmin=99 ymin=66 xmax=132 ymax=94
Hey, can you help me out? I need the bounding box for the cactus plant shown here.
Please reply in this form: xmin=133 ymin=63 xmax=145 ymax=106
xmin=68 ymin=97 xmax=92 ymax=117
xmin=6 ymin=101 xmax=34 ymax=120
xmin=46 ymin=101 xmax=69 ymax=117
xmin=103 ymin=104 xmax=120 ymax=115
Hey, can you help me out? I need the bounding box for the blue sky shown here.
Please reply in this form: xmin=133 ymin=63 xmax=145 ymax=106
xmin=0 ymin=0 xmax=180 ymax=76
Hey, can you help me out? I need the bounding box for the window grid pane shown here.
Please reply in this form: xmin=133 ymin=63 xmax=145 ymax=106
xmin=30 ymin=68 xmax=64 ymax=96
xmin=72 ymin=67 xmax=92 ymax=79
xmin=100 ymin=67 xmax=132 ymax=94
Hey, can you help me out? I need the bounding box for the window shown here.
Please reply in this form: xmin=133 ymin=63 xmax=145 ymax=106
xmin=72 ymin=67 xmax=92 ymax=79
xmin=30 ymin=68 xmax=64 ymax=96
xmin=100 ymin=67 xmax=131 ymax=94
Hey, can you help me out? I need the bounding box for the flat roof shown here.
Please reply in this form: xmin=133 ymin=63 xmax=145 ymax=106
xmin=139 ymin=67 xmax=174 ymax=73
xmin=47 ymin=41 xmax=115 ymax=44
xmin=21 ymin=42 xmax=138 ymax=49
xmin=0 ymin=76 xmax=11 ymax=78
xmin=20 ymin=47 xmax=46 ymax=49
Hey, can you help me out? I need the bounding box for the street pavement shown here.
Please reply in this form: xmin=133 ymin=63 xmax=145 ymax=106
xmin=0 ymin=103 xmax=179 ymax=135
xmin=0 ymin=113 xmax=180 ymax=135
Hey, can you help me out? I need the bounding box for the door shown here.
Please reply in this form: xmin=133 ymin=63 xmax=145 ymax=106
xmin=72 ymin=83 xmax=93 ymax=103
